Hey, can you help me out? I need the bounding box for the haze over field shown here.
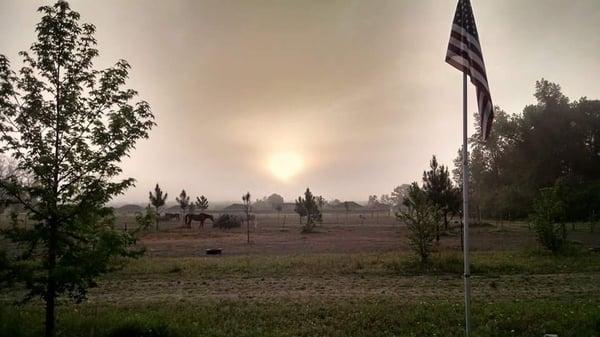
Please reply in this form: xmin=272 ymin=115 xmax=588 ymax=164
xmin=1 ymin=0 xmax=599 ymax=203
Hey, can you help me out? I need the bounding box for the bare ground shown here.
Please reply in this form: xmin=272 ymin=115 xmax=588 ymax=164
xmin=135 ymin=215 xmax=599 ymax=258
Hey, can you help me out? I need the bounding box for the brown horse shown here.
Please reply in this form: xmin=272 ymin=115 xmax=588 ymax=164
xmin=185 ymin=213 xmax=214 ymax=228
xmin=162 ymin=213 xmax=180 ymax=221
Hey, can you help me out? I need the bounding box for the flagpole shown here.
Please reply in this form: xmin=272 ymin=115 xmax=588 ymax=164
xmin=462 ymin=72 xmax=472 ymax=336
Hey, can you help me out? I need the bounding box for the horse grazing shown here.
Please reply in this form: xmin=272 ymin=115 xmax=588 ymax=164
xmin=185 ymin=213 xmax=214 ymax=228
xmin=162 ymin=213 xmax=180 ymax=221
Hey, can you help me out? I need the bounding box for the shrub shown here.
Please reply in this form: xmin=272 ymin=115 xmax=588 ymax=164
xmin=213 ymin=214 xmax=242 ymax=229
xmin=530 ymin=187 xmax=567 ymax=253
xmin=398 ymin=183 xmax=439 ymax=264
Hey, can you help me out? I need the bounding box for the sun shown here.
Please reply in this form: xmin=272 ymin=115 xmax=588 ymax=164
xmin=267 ymin=151 xmax=304 ymax=182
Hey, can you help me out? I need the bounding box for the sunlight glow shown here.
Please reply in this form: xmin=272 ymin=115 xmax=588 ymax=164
xmin=267 ymin=151 xmax=304 ymax=182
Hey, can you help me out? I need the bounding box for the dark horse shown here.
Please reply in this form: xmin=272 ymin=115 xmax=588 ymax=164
xmin=185 ymin=213 xmax=214 ymax=228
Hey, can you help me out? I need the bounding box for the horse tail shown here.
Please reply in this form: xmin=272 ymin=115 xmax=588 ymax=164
xmin=184 ymin=214 xmax=191 ymax=225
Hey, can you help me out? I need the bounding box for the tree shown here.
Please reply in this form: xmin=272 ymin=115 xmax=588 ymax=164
xmin=530 ymin=187 xmax=567 ymax=253
xmin=295 ymin=188 xmax=322 ymax=233
xmin=149 ymin=184 xmax=167 ymax=230
xmin=367 ymin=195 xmax=378 ymax=206
xmin=398 ymin=183 xmax=438 ymax=265
xmin=422 ymin=155 xmax=458 ymax=234
xmin=176 ymin=189 xmax=190 ymax=223
xmin=267 ymin=193 xmax=284 ymax=225
xmin=455 ymin=79 xmax=600 ymax=221
xmin=196 ymin=195 xmax=208 ymax=212
xmin=390 ymin=184 xmax=410 ymax=213
xmin=187 ymin=201 xmax=196 ymax=215
xmin=242 ymin=192 xmax=251 ymax=243
xmin=0 ymin=2 xmax=154 ymax=336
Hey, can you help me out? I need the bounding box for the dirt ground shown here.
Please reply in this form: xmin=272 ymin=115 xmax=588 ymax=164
xmin=132 ymin=213 xmax=600 ymax=258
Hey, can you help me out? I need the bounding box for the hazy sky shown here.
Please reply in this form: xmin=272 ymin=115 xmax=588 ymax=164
xmin=1 ymin=0 xmax=599 ymax=204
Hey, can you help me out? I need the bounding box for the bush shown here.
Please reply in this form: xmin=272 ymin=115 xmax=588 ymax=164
xmin=213 ymin=214 xmax=242 ymax=229
xmin=530 ymin=187 xmax=567 ymax=253
xmin=398 ymin=183 xmax=439 ymax=264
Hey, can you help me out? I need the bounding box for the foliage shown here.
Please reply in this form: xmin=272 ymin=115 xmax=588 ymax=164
xmin=398 ymin=183 xmax=439 ymax=264
xmin=0 ymin=2 xmax=153 ymax=336
xmin=457 ymin=79 xmax=600 ymax=220
xmin=422 ymin=155 xmax=461 ymax=230
xmin=148 ymin=184 xmax=167 ymax=231
xmin=195 ymin=195 xmax=208 ymax=212
xmin=295 ymin=188 xmax=322 ymax=233
xmin=149 ymin=184 xmax=167 ymax=212
xmin=135 ymin=205 xmax=156 ymax=231
xmin=213 ymin=214 xmax=242 ymax=229
xmin=530 ymin=187 xmax=567 ymax=253
xmin=175 ymin=190 xmax=189 ymax=215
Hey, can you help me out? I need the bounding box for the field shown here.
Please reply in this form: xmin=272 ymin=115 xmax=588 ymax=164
xmin=2 ymin=212 xmax=600 ymax=337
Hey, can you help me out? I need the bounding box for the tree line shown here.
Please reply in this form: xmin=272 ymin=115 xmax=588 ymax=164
xmin=454 ymin=79 xmax=600 ymax=222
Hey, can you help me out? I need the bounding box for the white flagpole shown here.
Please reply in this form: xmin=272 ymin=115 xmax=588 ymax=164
xmin=462 ymin=72 xmax=472 ymax=336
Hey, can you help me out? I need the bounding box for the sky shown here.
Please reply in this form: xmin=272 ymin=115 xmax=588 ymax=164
xmin=1 ymin=0 xmax=599 ymax=204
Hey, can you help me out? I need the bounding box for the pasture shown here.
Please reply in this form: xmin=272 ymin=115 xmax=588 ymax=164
xmin=2 ymin=212 xmax=600 ymax=337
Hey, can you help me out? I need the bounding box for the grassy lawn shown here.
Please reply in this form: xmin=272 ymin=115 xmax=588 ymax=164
xmin=2 ymin=251 xmax=600 ymax=337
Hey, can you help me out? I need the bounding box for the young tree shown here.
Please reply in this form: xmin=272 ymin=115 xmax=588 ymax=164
xmin=0 ymin=2 xmax=154 ymax=336
xmin=149 ymin=183 xmax=167 ymax=230
xmin=242 ymin=192 xmax=251 ymax=243
xmin=391 ymin=184 xmax=411 ymax=210
xmin=294 ymin=196 xmax=307 ymax=224
xmin=530 ymin=187 xmax=567 ymax=253
xmin=196 ymin=195 xmax=208 ymax=212
xmin=176 ymin=189 xmax=190 ymax=223
xmin=398 ymin=183 xmax=438 ymax=265
xmin=422 ymin=155 xmax=457 ymax=235
xmin=295 ymin=188 xmax=322 ymax=233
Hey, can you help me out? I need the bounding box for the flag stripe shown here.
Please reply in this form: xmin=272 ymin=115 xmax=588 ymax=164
xmin=445 ymin=0 xmax=494 ymax=140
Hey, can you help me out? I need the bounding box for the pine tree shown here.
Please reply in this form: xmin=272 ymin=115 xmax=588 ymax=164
xmin=149 ymin=183 xmax=167 ymax=230
xmin=196 ymin=195 xmax=209 ymax=212
xmin=176 ymin=189 xmax=190 ymax=222
xmin=422 ymin=155 xmax=459 ymax=238
xmin=295 ymin=188 xmax=322 ymax=233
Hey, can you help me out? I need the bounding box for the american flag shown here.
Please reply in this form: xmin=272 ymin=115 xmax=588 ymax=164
xmin=446 ymin=0 xmax=493 ymax=140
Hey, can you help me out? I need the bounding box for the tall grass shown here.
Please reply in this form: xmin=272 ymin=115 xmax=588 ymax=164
xmin=1 ymin=298 xmax=599 ymax=337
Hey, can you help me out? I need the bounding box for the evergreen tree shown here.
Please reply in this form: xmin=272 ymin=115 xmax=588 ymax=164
xmin=295 ymin=188 xmax=322 ymax=233
xmin=0 ymin=2 xmax=154 ymax=336
xmin=176 ymin=189 xmax=190 ymax=220
xmin=149 ymin=183 xmax=167 ymax=230
xmin=422 ymin=156 xmax=458 ymax=234
xmin=398 ymin=183 xmax=438 ymax=265
xmin=196 ymin=195 xmax=209 ymax=212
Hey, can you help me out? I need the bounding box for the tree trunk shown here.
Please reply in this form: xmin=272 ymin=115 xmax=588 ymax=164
xmin=443 ymin=211 xmax=449 ymax=230
xmin=246 ymin=212 xmax=250 ymax=244
xmin=45 ymin=219 xmax=58 ymax=337
xmin=45 ymin=283 xmax=56 ymax=337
